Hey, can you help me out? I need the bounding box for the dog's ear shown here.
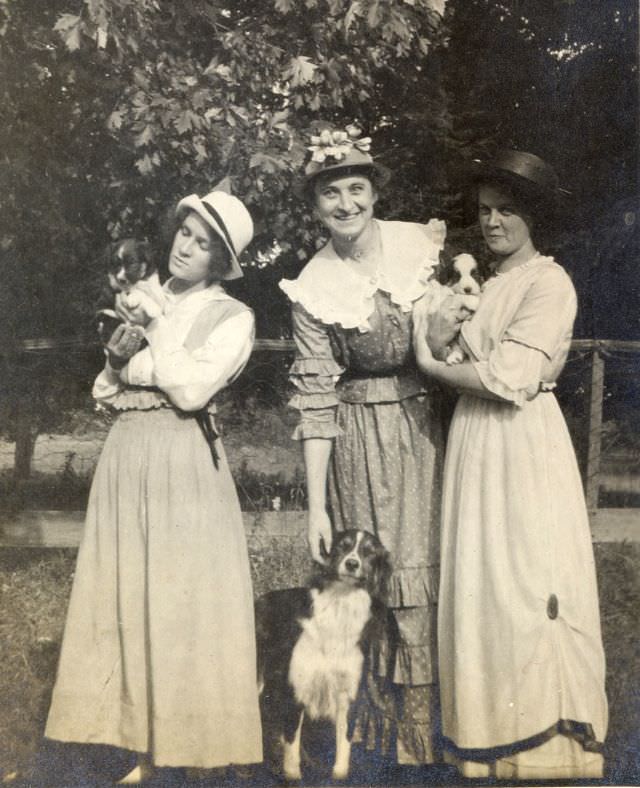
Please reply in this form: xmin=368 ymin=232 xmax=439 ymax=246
xmin=368 ymin=547 xmax=392 ymax=603
xmin=137 ymin=239 xmax=154 ymax=277
xmin=434 ymin=240 xmax=464 ymax=285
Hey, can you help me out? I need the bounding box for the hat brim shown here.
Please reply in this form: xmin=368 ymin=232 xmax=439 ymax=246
xmin=461 ymin=159 xmax=571 ymax=218
xmin=176 ymin=195 xmax=243 ymax=280
xmin=449 ymin=160 xmax=573 ymax=229
xmin=294 ymin=161 xmax=391 ymax=199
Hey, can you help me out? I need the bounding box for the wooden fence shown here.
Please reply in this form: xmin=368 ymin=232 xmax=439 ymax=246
xmin=1 ymin=336 xmax=639 ymax=547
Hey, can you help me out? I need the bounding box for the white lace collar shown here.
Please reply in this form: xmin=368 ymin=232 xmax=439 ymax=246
xmin=279 ymin=219 xmax=445 ymax=331
xmin=482 ymin=254 xmax=556 ymax=292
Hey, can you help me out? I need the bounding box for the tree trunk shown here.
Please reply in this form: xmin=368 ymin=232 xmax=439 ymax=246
xmin=13 ymin=411 xmax=37 ymax=481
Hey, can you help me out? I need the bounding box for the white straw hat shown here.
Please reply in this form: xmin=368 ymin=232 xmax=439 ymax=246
xmin=176 ymin=188 xmax=254 ymax=280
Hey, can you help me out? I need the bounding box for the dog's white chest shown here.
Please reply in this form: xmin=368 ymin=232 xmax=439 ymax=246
xmin=289 ymin=587 xmax=371 ymax=720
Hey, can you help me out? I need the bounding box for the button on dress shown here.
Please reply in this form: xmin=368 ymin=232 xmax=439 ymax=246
xmin=438 ymin=256 xmax=608 ymax=779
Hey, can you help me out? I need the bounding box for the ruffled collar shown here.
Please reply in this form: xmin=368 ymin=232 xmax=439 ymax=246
xmin=279 ymin=219 xmax=445 ymax=331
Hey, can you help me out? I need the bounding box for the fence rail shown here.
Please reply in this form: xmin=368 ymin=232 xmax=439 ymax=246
xmin=2 ymin=336 xmax=640 ymax=525
xmin=11 ymin=336 xmax=296 ymax=354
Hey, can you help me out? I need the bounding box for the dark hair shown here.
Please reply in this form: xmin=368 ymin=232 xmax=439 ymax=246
xmin=473 ymin=175 xmax=558 ymax=251
xmin=173 ymin=207 xmax=232 ymax=282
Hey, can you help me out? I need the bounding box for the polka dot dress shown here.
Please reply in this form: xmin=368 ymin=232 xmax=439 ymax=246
xmin=289 ymin=289 xmax=445 ymax=764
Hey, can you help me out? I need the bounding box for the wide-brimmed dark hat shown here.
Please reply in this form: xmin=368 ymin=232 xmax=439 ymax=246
xmin=466 ymin=149 xmax=570 ymax=217
xmin=295 ymin=125 xmax=390 ymax=198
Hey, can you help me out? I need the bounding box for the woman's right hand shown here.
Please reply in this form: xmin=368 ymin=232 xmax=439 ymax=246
xmin=106 ymin=323 xmax=145 ymax=370
xmin=425 ymin=293 xmax=473 ymax=361
xmin=308 ymin=507 xmax=333 ymax=564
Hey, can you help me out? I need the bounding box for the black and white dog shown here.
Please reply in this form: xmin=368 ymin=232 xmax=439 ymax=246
xmin=255 ymin=530 xmax=395 ymax=781
xmin=94 ymin=238 xmax=164 ymax=345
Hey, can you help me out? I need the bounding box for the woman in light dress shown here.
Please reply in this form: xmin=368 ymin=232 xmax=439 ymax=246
xmin=280 ymin=126 xmax=449 ymax=766
xmin=45 ymin=187 xmax=262 ymax=782
xmin=413 ymin=150 xmax=608 ymax=779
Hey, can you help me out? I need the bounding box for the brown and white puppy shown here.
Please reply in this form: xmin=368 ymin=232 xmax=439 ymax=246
xmin=255 ymin=530 xmax=394 ymax=782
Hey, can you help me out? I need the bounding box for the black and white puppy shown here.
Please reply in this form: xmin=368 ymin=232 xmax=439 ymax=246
xmin=255 ymin=530 xmax=394 ymax=782
xmin=94 ymin=238 xmax=163 ymax=345
xmin=434 ymin=252 xmax=484 ymax=365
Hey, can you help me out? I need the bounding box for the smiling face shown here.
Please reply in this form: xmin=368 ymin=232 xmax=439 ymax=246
xmin=313 ymin=173 xmax=378 ymax=243
xmin=478 ymin=183 xmax=535 ymax=262
xmin=169 ymin=211 xmax=229 ymax=286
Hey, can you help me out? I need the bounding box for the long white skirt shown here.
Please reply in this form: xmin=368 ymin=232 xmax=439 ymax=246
xmin=438 ymin=392 xmax=607 ymax=778
xmin=45 ymin=408 xmax=263 ymax=768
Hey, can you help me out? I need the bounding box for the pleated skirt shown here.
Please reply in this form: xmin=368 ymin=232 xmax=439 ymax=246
xmin=45 ymin=408 xmax=263 ymax=769
xmin=439 ymin=392 xmax=607 ymax=778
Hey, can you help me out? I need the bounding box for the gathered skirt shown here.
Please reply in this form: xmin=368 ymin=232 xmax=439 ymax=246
xmin=45 ymin=408 xmax=263 ymax=768
xmin=439 ymin=392 xmax=607 ymax=777
xmin=328 ymin=393 xmax=443 ymax=764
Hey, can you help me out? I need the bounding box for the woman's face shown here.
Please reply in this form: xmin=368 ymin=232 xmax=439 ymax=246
xmin=313 ymin=174 xmax=378 ymax=243
xmin=478 ymin=184 xmax=533 ymax=258
xmin=169 ymin=211 xmax=227 ymax=284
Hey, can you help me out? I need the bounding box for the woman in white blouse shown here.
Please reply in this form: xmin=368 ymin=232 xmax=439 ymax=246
xmin=45 ymin=188 xmax=263 ymax=782
xmin=413 ymin=151 xmax=607 ymax=779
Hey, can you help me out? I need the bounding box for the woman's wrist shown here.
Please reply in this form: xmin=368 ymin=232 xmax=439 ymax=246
xmin=107 ymin=353 xmax=128 ymax=371
xmin=415 ymin=345 xmax=438 ymax=375
xmin=307 ymin=501 xmax=327 ymax=514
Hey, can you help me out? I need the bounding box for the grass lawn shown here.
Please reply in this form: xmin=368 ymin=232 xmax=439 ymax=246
xmin=0 ymin=539 xmax=638 ymax=786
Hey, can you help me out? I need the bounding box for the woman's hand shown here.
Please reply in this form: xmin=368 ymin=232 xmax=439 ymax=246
xmin=424 ymin=292 xmax=473 ymax=361
xmin=308 ymin=507 xmax=333 ymax=564
xmin=106 ymin=323 xmax=145 ymax=370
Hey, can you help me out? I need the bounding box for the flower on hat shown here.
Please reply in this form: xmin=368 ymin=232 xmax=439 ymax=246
xmin=308 ymin=125 xmax=373 ymax=164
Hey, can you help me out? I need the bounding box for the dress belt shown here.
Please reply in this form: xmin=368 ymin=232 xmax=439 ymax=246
xmin=124 ymin=385 xmax=220 ymax=469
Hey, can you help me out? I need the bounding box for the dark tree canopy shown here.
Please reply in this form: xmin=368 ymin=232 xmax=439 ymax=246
xmin=0 ymin=0 xmax=637 ymax=341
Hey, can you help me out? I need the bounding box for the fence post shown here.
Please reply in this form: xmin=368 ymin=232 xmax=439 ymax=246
xmin=585 ymin=346 xmax=605 ymax=513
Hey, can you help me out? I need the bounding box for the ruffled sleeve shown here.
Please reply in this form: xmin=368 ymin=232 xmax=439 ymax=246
xmin=472 ymin=342 xmax=549 ymax=406
xmin=92 ymin=359 xmax=125 ymax=403
xmin=471 ymin=264 xmax=577 ymax=406
xmin=288 ymin=302 xmax=345 ymax=440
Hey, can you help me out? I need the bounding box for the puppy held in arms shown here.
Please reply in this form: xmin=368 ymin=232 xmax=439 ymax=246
xmin=94 ymin=238 xmax=165 ymax=345
xmin=414 ymin=252 xmax=484 ymax=365
xmin=255 ymin=530 xmax=395 ymax=782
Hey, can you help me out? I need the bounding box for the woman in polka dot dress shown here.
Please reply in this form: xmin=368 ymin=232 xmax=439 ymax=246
xmin=279 ymin=126 xmax=447 ymax=765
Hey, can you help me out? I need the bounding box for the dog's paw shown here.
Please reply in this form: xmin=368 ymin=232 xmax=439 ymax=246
xmin=283 ymin=765 xmax=302 ymax=782
xmin=445 ymin=347 xmax=465 ymax=365
xmin=331 ymin=765 xmax=350 ymax=782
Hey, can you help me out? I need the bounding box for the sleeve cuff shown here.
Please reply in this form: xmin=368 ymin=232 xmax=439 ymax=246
xmin=473 ymin=360 xmax=527 ymax=407
xmin=292 ymin=421 xmax=342 ymax=441
xmin=288 ymin=392 xmax=340 ymax=410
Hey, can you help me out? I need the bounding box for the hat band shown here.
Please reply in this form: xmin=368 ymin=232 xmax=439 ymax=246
xmin=201 ymin=200 xmax=237 ymax=257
